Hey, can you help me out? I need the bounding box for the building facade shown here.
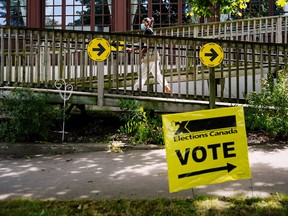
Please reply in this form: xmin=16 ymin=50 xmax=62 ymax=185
xmin=0 ymin=0 xmax=282 ymax=32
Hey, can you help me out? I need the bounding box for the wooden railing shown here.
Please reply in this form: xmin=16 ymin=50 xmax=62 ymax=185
xmin=0 ymin=26 xmax=287 ymax=111
xmin=131 ymin=15 xmax=288 ymax=44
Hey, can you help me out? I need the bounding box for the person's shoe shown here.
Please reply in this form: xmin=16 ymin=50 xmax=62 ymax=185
xmin=165 ymin=85 xmax=171 ymax=93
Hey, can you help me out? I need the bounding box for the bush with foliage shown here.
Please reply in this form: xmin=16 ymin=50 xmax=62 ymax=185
xmin=245 ymin=68 xmax=288 ymax=138
xmin=118 ymin=99 xmax=164 ymax=145
xmin=0 ymin=89 xmax=60 ymax=143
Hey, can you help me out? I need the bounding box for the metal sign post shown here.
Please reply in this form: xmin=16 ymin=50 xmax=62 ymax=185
xmin=199 ymin=42 xmax=224 ymax=109
xmin=87 ymin=37 xmax=111 ymax=107
xmin=55 ymin=79 xmax=73 ymax=142
xmin=209 ymin=67 xmax=216 ymax=109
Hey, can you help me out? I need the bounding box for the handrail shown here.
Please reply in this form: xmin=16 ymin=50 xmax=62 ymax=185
xmin=131 ymin=15 xmax=288 ymax=44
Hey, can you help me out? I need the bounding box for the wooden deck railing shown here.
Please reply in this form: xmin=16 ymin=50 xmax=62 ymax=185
xmin=131 ymin=15 xmax=288 ymax=44
xmin=0 ymin=25 xmax=287 ymax=111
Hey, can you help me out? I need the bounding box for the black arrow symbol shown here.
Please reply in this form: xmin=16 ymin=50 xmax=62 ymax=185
xmin=92 ymin=43 xmax=106 ymax=56
xmin=178 ymin=163 xmax=236 ymax=179
xmin=111 ymin=41 xmax=120 ymax=49
xmin=205 ymin=48 xmax=218 ymax=62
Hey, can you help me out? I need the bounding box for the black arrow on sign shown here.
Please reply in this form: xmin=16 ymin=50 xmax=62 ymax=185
xmin=111 ymin=41 xmax=120 ymax=49
xmin=178 ymin=163 xmax=237 ymax=179
xmin=205 ymin=48 xmax=218 ymax=62
xmin=92 ymin=43 xmax=106 ymax=56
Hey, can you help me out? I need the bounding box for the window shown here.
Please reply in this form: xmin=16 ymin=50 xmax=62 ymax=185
xmin=94 ymin=0 xmax=112 ymax=32
xmin=130 ymin=0 xmax=190 ymax=30
xmin=0 ymin=0 xmax=5 ymax=25
xmin=45 ymin=0 xmax=62 ymax=29
xmin=45 ymin=0 xmax=112 ymax=32
xmin=0 ymin=0 xmax=27 ymax=27
xmin=131 ymin=0 xmax=148 ymax=30
xmin=152 ymin=0 xmax=179 ymax=27
xmin=243 ymin=0 xmax=281 ymax=18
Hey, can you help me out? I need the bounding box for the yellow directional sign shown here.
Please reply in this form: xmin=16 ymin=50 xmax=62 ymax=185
xmin=111 ymin=40 xmax=125 ymax=52
xmin=199 ymin=42 xmax=224 ymax=67
xmin=87 ymin=38 xmax=111 ymax=62
xmin=162 ymin=106 xmax=251 ymax=193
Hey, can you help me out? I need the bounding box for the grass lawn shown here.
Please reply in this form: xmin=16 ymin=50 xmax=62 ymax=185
xmin=0 ymin=194 xmax=288 ymax=216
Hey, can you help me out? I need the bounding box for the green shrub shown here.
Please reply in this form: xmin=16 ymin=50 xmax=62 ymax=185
xmin=0 ymin=88 xmax=60 ymax=143
xmin=245 ymin=67 xmax=288 ymax=138
xmin=119 ymin=99 xmax=164 ymax=145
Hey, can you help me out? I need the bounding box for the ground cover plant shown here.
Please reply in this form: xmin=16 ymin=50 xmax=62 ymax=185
xmin=245 ymin=67 xmax=288 ymax=139
xmin=118 ymin=99 xmax=164 ymax=145
xmin=0 ymin=194 xmax=288 ymax=216
xmin=0 ymin=89 xmax=60 ymax=143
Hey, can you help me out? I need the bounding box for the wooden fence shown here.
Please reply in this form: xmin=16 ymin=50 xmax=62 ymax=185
xmin=130 ymin=15 xmax=288 ymax=44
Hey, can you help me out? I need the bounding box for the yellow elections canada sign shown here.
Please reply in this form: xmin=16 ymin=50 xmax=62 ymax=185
xmin=162 ymin=106 xmax=251 ymax=193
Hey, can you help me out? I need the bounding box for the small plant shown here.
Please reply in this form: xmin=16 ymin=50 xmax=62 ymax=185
xmin=245 ymin=67 xmax=288 ymax=138
xmin=118 ymin=99 xmax=164 ymax=145
xmin=107 ymin=141 xmax=125 ymax=153
xmin=0 ymin=88 xmax=60 ymax=143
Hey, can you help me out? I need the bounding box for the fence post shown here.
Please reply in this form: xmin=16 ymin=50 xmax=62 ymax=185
xmin=276 ymin=16 xmax=282 ymax=43
xmin=193 ymin=26 xmax=199 ymax=38
xmin=0 ymin=28 xmax=4 ymax=85
xmin=209 ymin=67 xmax=216 ymax=109
xmin=97 ymin=61 xmax=104 ymax=106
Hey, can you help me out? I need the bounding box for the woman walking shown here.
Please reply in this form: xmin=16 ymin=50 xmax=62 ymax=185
xmin=127 ymin=17 xmax=171 ymax=93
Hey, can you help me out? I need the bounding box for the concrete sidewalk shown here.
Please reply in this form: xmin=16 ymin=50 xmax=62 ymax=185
xmin=0 ymin=144 xmax=288 ymax=200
